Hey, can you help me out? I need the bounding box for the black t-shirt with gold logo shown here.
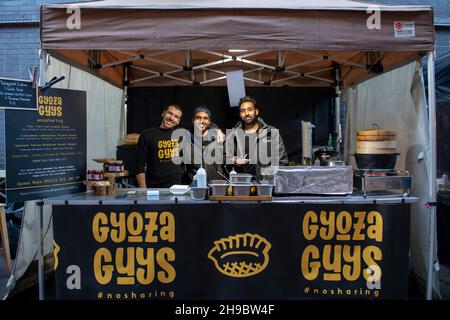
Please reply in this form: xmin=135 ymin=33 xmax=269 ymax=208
xmin=136 ymin=126 xmax=184 ymax=188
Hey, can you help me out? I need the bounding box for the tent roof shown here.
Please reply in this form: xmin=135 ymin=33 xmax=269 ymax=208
xmin=40 ymin=0 xmax=434 ymax=88
xmin=45 ymin=0 xmax=431 ymax=11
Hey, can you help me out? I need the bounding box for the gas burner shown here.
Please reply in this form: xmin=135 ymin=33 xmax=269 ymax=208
xmin=353 ymin=170 xmax=412 ymax=196
xmin=353 ymin=169 xmax=409 ymax=177
xmin=365 ymin=171 xmax=388 ymax=177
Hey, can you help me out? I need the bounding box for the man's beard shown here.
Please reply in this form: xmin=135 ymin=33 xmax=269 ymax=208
xmin=243 ymin=116 xmax=257 ymax=125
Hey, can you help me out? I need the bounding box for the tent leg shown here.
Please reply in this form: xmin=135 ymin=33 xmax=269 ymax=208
xmin=39 ymin=49 xmax=48 ymax=87
xmin=334 ymin=66 xmax=342 ymax=155
xmin=37 ymin=201 xmax=45 ymax=300
xmin=426 ymin=51 xmax=437 ymax=300
xmin=123 ymin=65 xmax=128 ymax=138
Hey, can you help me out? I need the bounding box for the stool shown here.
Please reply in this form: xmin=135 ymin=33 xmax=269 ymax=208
xmin=0 ymin=204 xmax=13 ymax=273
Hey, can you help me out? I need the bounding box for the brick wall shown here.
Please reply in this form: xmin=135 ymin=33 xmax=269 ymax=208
xmin=0 ymin=0 xmax=87 ymax=171
xmin=0 ymin=26 xmax=40 ymax=80
xmin=0 ymin=109 xmax=4 ymax=170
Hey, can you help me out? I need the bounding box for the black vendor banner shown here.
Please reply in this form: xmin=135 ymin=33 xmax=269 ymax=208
xmin=52 ymin=202 xmax=410 ymax=300
xmin=5 ymin=88 xmax=86 ymax=202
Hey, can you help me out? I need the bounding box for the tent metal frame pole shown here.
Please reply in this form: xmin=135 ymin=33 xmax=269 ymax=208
xmin=123 ymin=65 xmax=128 ymax=139
xmin=192 ymin=58 xmax=234 ymax=70
xmin=271 ymin=74 xmax=302 ymax=85
xmin=38 ymin=49 xmax=48 ymax=87
xmin=284 ymin=70 xmax=334 ymax=84
xmin=426 ymin=51 xmax=437 ymax=300
xmin=37 ymin=201 xmax=45 ymax=300
xmin=130 ymin=65 xmax=159 ymax=76
xmin=129 ymin=75 xmax=159 ymax=84
xmin=111 ymin=49 xmax=345 ymax=86
xmin=201 ymin=50 xmax=277 ymax=70
xmin=335 ymin=66 xmax=342 ymax=155
xmin=285 ymin=57 xmax=324 ymax=70
xmin=204 ymin=67 xmax=225 ymax=75
xmin=296 ymin=50 xmax=366 ymax=69
xmin=244 ymin=67 xmax=264 ymax=75
xmin=101 ymin=57 xmax=139 ymax=68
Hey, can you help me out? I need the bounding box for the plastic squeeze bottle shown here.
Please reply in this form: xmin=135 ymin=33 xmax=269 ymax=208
xmin=197 ymin=167 xmax=207 ymax=188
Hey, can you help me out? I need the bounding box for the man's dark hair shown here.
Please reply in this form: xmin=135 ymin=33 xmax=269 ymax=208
xmin=238 ymin=96 xmax=258 ymax=109
xmin=163 ymin=104 xmax=183 ymax=113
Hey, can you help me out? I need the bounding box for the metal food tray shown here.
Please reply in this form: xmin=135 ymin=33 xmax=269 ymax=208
xmin=274 ymin=166 xmax=353 ymax=195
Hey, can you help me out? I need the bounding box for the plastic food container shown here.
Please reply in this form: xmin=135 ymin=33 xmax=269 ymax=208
xmin=208 ymin=180 xmax=229 ymax=196
xmin=325 ymin=160 xmax=346 ymax=167
xmin=190 ymin=187 xmax=209 ymax=200
xmin=230 ymin=173 xmax=253 ymax=184
xmin=254 ymin=183 xmax=274 ymax=196
xmin=169 ymin=184 xmax=190 ymax=195
xmin=231 ymin=183 xmax=253 ymax=196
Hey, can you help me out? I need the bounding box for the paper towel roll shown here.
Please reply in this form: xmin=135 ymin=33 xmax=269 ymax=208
xmin=301 ymin=121 xmax=315 ymax=163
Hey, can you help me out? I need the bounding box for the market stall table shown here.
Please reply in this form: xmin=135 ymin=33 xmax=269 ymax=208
xmin=43 ymin=189 xmax=417 ymax=300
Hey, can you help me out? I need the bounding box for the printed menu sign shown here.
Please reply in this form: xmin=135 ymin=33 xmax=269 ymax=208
xmin=5 ymin=88 xmax=86 ymax=202
xmin=0 ymin=78 xmax=37 ymax=110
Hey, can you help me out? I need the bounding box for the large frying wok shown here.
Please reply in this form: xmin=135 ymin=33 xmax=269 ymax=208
xmin=353 ymin=153 xmax=400 ymax=170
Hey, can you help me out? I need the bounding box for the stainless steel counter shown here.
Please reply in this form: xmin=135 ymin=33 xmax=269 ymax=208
xmin=43 ymin=188 xmax=419 ymax=205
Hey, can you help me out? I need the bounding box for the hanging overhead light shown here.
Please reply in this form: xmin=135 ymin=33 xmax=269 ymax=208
xmin=228 ymin=49 xmax=248 ymax=53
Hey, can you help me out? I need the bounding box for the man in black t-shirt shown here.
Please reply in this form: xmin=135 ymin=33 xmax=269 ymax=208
xmin=135 ymin=104 xmax=185 ymax=188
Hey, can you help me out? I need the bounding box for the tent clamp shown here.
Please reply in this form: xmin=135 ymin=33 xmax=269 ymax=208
xmin=183 ymin=66 xmax=193 ymax=71
xmin=192 ymin=81 xmax=200 ymax=86
xmin=275 ymin=66 xmax=285 ymax=72
xmin=123 ymin=80 xmax=130 ymax=86
xmin=424 ymin=202 xmax=437 ymax=209
xmin=93 ymin=63 xmax=102 ymax=69
xmin=323 ymin=55 xmax=329 ymax=60
xmin=264 ymin=81 xmax=271 ymax=86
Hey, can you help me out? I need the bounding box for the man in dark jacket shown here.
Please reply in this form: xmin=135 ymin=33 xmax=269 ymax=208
xmin=185 ymin=106 xmax=225 ymax=183
xmin=226 ymin=96 xmax=288 ymax=179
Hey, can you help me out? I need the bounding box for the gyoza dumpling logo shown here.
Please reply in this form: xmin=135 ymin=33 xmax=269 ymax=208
xmin=208 ymin=233 xmax=271 ymax=278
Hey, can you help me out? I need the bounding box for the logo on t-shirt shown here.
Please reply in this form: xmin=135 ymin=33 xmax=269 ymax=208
xmin=157 ymin=139 xmax=179 ymax=162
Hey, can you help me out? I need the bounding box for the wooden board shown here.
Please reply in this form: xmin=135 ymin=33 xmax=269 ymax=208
xmin=93 ymin=158 xmax=117 ymax=164
xmin=104 ymin=170 xmax=129 ymax=178
xmin=209 ymin=195 xmax=272 ymax=201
